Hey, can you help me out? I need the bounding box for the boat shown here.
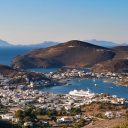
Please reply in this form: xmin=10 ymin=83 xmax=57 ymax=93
xmin=66 ymin=83 xmax=72 ymax=85
xmin=95 ymin=84 xmax=97 ymax=86
xmin=69 ymin=88 xmax=96 ymax=98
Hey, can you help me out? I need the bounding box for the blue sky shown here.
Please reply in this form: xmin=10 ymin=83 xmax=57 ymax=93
xmin=0 ymin=0 xmax=128 ymax=44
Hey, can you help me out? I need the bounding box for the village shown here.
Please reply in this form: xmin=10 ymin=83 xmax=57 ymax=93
xmin=30 ymin=68 xmax=128 ymax=88
xmin=1 ymin=68 xmax=128 ymax=88
xmin=0 ymin=84 xmax=128 ymax=127
xmin=0 ymin=69 xmax=128 ymax=127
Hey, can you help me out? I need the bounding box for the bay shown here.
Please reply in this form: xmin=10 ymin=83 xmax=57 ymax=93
xmin=0 ymin=46 xmax=128 ymax=99
xmin=28 ymin=68 xmax=91 ymax=73
xmin=38 ymin=79 xmax=128 ymax=99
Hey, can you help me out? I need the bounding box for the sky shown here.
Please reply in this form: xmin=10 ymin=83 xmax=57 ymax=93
xmin=0 ymin=0 xmax=128 ymax=45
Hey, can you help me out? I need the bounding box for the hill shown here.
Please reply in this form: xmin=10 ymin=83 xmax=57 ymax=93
xmin=0 ymin=65 xmax=19 ymax=76
xmin=10 ymin=40 xmax=115 ymax=69
xmin=0 ymin=39 xmax=12 ymax=46
xmin=112 ymin=46 xmax=128 ymax=51
xmin=84 ymin=39 xmax=128 ymax=48
xmin=10 ymin=40 xmax=128 ymax=73
xmin=84 ymin=39 xmax=118 ymax=47
xmin=28 ymin=41 xmax=60 ymax=48
xmin=16 ymin=41 xmax=60 ymax=48
xmin=92 ymin=59 xmax=128 ymax=73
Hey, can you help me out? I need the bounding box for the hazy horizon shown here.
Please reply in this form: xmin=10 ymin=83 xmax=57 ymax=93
xmin=1 ymin=38 xmax=128 ymax=46
xmin=0 ymin=0 xmax=128 ymax=45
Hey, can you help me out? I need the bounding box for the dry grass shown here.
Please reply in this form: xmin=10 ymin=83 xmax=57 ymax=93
xmin=81 ymin=103 xmax=126 ymax=116
xmin=83 ymin=117 xmax=128 ymax=128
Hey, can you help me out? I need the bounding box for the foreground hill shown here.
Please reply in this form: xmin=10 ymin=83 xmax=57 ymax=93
xmin=0 ymin=65 xmax=19 ymax=76
xmin=0 ymin=65 xmax=50 ymax=85
xmin=11 ymin=40 xmax=115 ymax=69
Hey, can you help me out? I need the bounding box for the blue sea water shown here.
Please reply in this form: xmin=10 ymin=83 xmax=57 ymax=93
xmin=28 ymin=68 xmax=91 ymax=73
xmin=0 ymin=46 xmax=128 ymax=99
xmin=38 ymin=79 xmax=128 ymax=99
xmin=28 ymin=68 xmax=60 ymax=73
xmin=0 ymin=46 xmax=34 ymax=66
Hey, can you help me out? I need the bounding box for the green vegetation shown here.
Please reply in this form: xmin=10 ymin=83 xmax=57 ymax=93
xmin=0 ymin=120 xmax=21 ymax=128
xmin=15 ymin=106 xmax=37 ymax=121
xmin=98 ymin=102 xmax=118 ymax=111
xmin=74 ymin=119 xmax=86 ymax=128
xmin=95 ymin=113 xmax=107 ymax=119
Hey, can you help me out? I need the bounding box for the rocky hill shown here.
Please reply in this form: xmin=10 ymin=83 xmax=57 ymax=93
xmin=0 ymin=65 xmax=50 ymax=84
xmin=92 ymin=59 xmax=128 ymax=73
xmin=0 ymin=65 xmax=19 ymax=76
xmin=112 ymin=46 xmax=128 ymax=51
xmin=10 ymin=40 xmax=115 ymax=69
xmin=10 ymin=40 xmax=128 ymax=73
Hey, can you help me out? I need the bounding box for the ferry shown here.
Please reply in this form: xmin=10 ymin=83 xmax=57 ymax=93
xmin=69 ymin=88 xmax=96 ymax=98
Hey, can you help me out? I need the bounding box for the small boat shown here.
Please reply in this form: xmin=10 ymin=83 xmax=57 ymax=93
xmin=66 ymin=83 xmax=72 ymax=86
xmin=95 ymin=84 xmax=97 ymax=86
xmin=110 ymin=86 xmax=113 ymax=88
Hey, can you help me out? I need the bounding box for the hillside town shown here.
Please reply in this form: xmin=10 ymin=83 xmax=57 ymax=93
xmin=1 ymin=68 xmax=128 ymax=88
xmin=0 ymin=80 xmax=128 ymax=127
xmin=0 ymin=68 xmax=128 ymax=127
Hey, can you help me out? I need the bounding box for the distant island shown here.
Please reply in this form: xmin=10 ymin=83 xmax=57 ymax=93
xmin=0 ymin=39 xmax=12 ymax=46
xmin=0 ymin=39 xmax=59 ymax=48
xmin=0 ymin=38 xmax=127 ymax=48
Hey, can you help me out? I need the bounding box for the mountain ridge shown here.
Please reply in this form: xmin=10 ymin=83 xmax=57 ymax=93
xmin=11 ymin=40 xmax=116 ymax=69
xmin=1 ymin=38 xmax=128 ymax=48
xmin=0 ymin=39 xmax=12 ymax=46
xmin=10 ymin=40 xmax=128 ymax=73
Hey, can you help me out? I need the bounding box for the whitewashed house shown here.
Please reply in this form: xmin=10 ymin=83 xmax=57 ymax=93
xmin=105 ymin=111 xmax=114 ymax=118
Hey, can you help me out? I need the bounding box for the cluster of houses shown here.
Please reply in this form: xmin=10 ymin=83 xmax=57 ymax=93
xmin=57 ymin=115 xmax=91 ymax=123
xmin=0 ymin=74 xmax=13 ymax=86
xmin=0 ymin=85 xmax=127 ymax=125
xmin=45 ymin=69 xmax=90 ymax=79
xmin=0 ymin=71 xmax=53 ymax=88
xmin=0 ymin=68 xmax=128 ymax=89
xmin=27 ymin=80 xmax=51 ymax=88
xmin=0 ymin=69 xmax=128 ymax=127
xmin=105 ymin=111 xmax=123 ymax=118
xmin=44 ymin=69 xmax=128 ymax=82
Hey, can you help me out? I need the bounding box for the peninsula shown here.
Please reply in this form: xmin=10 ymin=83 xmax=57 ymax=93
xmin=11 ymin=40 xmax=128 ymax=73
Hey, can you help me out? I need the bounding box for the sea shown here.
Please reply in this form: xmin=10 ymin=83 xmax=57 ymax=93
xmin=0 ymin=46 xmax=128 ymax=99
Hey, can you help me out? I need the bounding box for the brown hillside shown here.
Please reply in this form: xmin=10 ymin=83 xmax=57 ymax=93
xmin=113 ymin=46 xmax=128 ymax=51
xmin=92 ymin=59 xmax=128 ymax=73
xmin=10 ymin=40 xmax=115 ymax=69
xmin=0 ymin=65 xmax=19 ymax=76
